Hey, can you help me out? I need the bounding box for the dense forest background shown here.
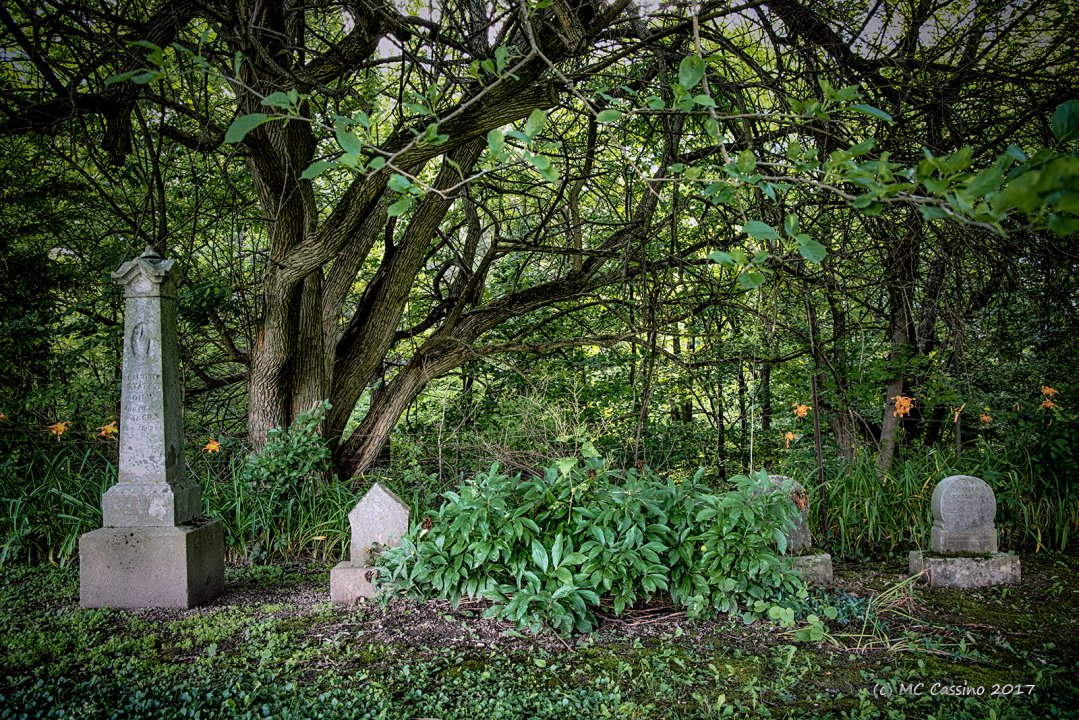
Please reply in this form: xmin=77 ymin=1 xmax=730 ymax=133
xmin=1 ymin=0 xmax=1078 ymax=563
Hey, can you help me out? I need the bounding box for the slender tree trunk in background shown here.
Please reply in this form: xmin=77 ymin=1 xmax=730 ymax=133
xmin=824 ymin=285 xmax=856 ymax=461
xmin=760 ymin=363 xmax=772 ymax=432
xmin=806 ymin=295 xmax=829 ymax=536
xmin=737 ymin=360 xmax=748 ymax=465
xmin=715 ymin=378 xmax=727 ymax=479
xmin=876 ymin=216 xmax=920 ymax=473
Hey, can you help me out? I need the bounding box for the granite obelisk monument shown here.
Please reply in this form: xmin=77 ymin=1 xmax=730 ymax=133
xmin=80 ymin=245 xmax=224 ymax=608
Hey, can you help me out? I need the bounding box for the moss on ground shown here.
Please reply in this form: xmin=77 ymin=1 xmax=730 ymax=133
xmin=1 ymin=555 xmax=1077 ymax=719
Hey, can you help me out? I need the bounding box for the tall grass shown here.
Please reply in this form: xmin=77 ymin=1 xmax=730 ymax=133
xmin=0 ymin=445 xmax=113 ymax=567
xmin=781 ymin=442 xmax=1079 ymax=557
xmin=0 ymin=438 xmax=360 ymax=567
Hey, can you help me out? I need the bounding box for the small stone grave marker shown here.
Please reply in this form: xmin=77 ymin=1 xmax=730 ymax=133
xmin=331 ymin=482 xmax=409 ymax=603
xmin=910 ymin=475 xmax=1020 ymax=588
xmin=766 ymin=475 xmax=832 ymax=584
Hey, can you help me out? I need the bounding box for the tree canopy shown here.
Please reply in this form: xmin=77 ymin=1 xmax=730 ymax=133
xmin=1 ymin=0 xmax=1077 ymax=482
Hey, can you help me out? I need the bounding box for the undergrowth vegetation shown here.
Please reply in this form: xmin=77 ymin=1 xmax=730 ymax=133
xmin=377 ymin=460 xmax=802 ymax=633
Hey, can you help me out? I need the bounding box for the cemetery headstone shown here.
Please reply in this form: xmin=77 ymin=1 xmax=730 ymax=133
xmin=80 ymin=246 xmax=224 ymax=608
xmin=909 ymin=475 xmax=1020 ymax=588
xmin=930 ymin=474 xmax=998 ymax=553
xmin=766 ymin=475 xmax=832 ymax=584
xmin=331 ymin=482 xmax=410 ymax=603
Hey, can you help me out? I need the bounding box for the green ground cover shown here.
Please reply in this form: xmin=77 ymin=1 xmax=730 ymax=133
xmin=2 ymin=555 xmax=1077 ymax=719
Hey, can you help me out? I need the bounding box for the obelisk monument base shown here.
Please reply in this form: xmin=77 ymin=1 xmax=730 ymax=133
xmin=80 ymin=519 xmax=224 ymax=608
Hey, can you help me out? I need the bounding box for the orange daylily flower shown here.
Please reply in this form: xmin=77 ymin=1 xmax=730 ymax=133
xmin=784 ymin=431 xmax=795 ymax=448
xmin=1040 ymin=398 xmax=1057 ymax=410
xmin=793 ymin=403 xmax=812 ymax=419
xmin=0 ymin=411 xmax=7 ymax=421
xmin=204 ymin=438 xmax=221 ymax=453
xmin=979 ymin=413 xmax=992 ymax=424
xmin=1041 ymin=386 xmax=1057 ymax=397
xmin=47 ymin=421 xmax=71 ymax=441
xmin=98 ymin=421 xmax=118 ymax=438
xmin=893 ymin=395 xmax=913 ymax=418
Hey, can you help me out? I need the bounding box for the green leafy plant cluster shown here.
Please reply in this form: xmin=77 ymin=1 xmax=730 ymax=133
xmin=376 ymin=459 xmax=802 ymax=634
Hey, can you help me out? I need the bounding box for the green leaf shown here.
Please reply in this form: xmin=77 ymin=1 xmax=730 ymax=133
xmin=708 ymin=251 xmax=735 ymax=267
xmin=335 ymin=127 xmax=363 ymax=157
xmin=1051 ymin=100 xmax=1079 ymax=143
xmin=596 ymin=109 xmax=623 ymax=124
xmin=693 ymin=94 xmax=716 ymax=108
xmin=367 ymin=157 xmax=386 ymax=171
xmin=388 ymin=173 xmax=412 ymax=193
xmin=224 ymin=113 xmax=270 ymax=144
xmin=851 ymin=104 xmax=893 ymax=123
xmin=736 ymin=150 xmax=756 ymax=174
xmin=783 ymin=214 xmax=799 ymax=236
xmin=738 ymin=269 xmax=766 ymax=289
xmin=742 ymin=220 xmax=778 ymax=241
xmin=1048 ymin=214 xmax=1079 ymax=236
xmin=797 ymin=235 xmax=827 ymax=263
xmin=678 ymin=55 xmax=706 ymax=90
xmin=530 ymin=539 xmax=549 ymax=573
xmin=300 ymin=160 xmax=337 ymax=181
xmin=486 ymin=128 xmax=505 ymax=154
xmin=387 ymin=197 xmax=412 ymax=217
xmin=261 ymin=91 xmax=293 ymax=109
xmin=524 ymin=109 xmax=547 ymax=140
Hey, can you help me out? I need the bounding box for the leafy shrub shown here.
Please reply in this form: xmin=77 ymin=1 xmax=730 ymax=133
xmin=376 ymin=459 xmax=802 ymax=634
xmin=207 ymin=400 xmax=347 ymax=562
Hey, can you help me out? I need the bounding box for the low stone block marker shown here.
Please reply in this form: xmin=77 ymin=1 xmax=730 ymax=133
xmin=330 ymin=482 xmax=410 ymax=603
xmin=767 ymin=475 xmax=833 ymax=584
xmin=80 ymin=246 xmax=224 ymax=609
xmin=909 ymin=475 xmax=1020 ymax=588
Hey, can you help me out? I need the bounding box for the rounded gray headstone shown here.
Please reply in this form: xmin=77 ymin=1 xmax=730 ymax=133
xmin=930 ymin=475 xmax=998 ymax=553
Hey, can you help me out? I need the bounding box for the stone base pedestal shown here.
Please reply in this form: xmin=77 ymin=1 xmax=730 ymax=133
xmin=789 ymin=553 xmax=833 ymax=584
xmin=330 ymin=561 xmax=377 ymax=604
xmin=909 ymin=551 xmax=1020 ymax=588
xmin=80 ymin=518 xmax=224 ymax=609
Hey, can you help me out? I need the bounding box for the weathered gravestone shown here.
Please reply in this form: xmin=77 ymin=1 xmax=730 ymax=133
xmin=330 ymin=482 xmax=409 ymax=603
xmin=767 ymin=475 xmax=832 ymax=584
xmin=79 ymin=246 xmax=224 ymax=609
xmin=909 ymin=475 xmax=1020 ymax=588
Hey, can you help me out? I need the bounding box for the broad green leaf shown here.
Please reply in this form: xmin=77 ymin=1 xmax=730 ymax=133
xmin=797 ymin=235 xmax=827 ymax=263
xmin=851 ymin=103 xmax=893 ymax=123
xmin=783 ymin=214 xmax=799 ymax=236
xmin=708 ymin=250 xmax=735 ymax=267
xmin=300 ymin=160 xmax=337 ymax=181
xmin=556 ymin=457 xmax=576 ymax=476
xmin=1049 ymin=213 xmax=1079 ymax=236
xmin=596 ymin=109 xmax=622 ymax=124
xmin=738 ymin=269 xmax=766 ymax=289
xmin=367 ymin=157 xmax=386 ymax=171
xmin=678 ymin=55 xmax=706 ymax=90
xmin=334 ymin=122 xmax=363 ymax=156
xmin=736 ymin=150 xmax=756 ymax=174
xmin=1052 ymin=99 xmax=1079 ymax=143
xmin=387 ymin=197 xmax=412 ymax=217
xmin=524 ymin=108 xmax=547 ymax=139
xmin=486 ymin=128 xmax=505 ymax=154
xmin=693 ymin=94 xmax=716 ymax=108
xmin=530 ymin=539 xmax=549 ymax=573
xmin=224 ymin=113 xmax=270 ymax=144
xmin=261 ymin=91 xmax=293 ymax=109
xmin=388 ymin=173 xmax=412 ymax=193
xmin=742 ymin=220 xmax=779 ymax=241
